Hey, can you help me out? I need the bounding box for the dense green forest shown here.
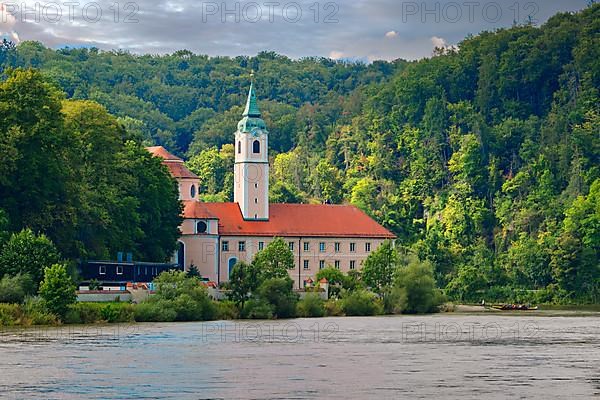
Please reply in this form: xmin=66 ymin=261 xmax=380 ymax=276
xmin=0 ymin=40 xmax=404 ymax=155
xmin=0 ymin=5 xmax=598 ymax=303
xmin=0 ymin=68 xmax=182 ymax=267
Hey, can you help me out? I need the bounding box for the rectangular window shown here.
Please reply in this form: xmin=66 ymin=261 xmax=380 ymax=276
xmin=239 ymin=241 xmax=246 ymax=252
xmin=303 ymin=242 xmax=310 ymax=252
xmin=334 ymin=242 xmax=340 ymax=253
xmin=99 ymin=266 xmax=106 ymax=275
xmin=319 ymin=260 xmax=325 ymax=270
xmin=258 ymin=241 xmax=264 ymax=251
xmin=334 ymin=260 xmax=340 ymax=269
xmin=303 ymin=260 xmax=309 ymax=270
xmin=116 ymin=265 xmax=123 ymax=275
xmin=365 ymin=242 xmax=372 ymax=252
xmin=350 ymin=242 xmax=356 ymax=252
xmin=222 ymin=241 xmax=229 ymax=252
xmin=350 ymin=260 xmax=356 ymax=270
xmin=319 ymin=242 xmax=326 ymax=252
xmin=289 ymin=242 xmax=294 ymax=251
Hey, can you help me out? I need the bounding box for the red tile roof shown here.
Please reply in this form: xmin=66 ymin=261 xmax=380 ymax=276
xmin=183 ymin=201 xmax=395 ymax=238
xmin=147 ymin=146 xmax=183 ymax=161
xmin=163 ymin=162 xmax=199 ymax=179
xmin=146 ymin=146 xmax=199 ymax=179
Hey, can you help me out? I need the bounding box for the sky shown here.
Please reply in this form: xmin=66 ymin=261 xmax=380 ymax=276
xmin=0 ymin=0 xmax=592 ymax=61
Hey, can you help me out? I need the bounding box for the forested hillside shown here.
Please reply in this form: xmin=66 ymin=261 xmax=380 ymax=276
xmin=0 ymin=43 xmax=403 ymax=154
xmin=0 ymin=5 xmax=598 ymax=303
xmin=340 ymin=6 xmax=598 ymax=303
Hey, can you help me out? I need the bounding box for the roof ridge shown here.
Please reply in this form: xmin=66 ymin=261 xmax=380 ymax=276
xmin=182 ymin=201 xmax=395 ymax=238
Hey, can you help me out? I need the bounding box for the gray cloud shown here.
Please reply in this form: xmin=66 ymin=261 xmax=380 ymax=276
xmin=0 ymin=0 xmax=590 ymax=60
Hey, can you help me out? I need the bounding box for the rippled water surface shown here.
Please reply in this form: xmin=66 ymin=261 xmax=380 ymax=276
xmin=1 ymin=313 xmax=599 ymax=399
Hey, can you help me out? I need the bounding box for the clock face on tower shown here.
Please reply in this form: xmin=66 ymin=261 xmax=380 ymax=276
xmin=250 ymin=127 xmax=261 ymax=137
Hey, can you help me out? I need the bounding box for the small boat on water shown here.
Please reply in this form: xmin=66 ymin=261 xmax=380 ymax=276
xmin=490 ymin=304 xmax=538 ymax=311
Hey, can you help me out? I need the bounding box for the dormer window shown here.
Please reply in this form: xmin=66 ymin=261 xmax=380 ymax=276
xmin=190 ymin=184 xmax=196 ymax=198
xmin=253 ymin=140 xmax=260 ymax=154
xmin=196 ymin=221 xmax=208 ymax=234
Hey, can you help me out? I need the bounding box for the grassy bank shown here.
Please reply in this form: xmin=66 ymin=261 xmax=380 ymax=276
xmin=4 ymin=300 xmax=600 ymax=327
xmin=0 ymin=296 xmax=382 ymax=327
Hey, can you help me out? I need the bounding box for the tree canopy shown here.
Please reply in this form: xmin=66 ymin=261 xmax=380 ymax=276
xmin=0 ymin=69 xmax=182 ymax=263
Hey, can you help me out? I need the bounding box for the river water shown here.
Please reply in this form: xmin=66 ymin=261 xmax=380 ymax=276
xmin=0 ymin=313 xmax=599 ymax=399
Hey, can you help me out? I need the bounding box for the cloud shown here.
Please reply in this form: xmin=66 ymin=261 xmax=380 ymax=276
xmin=329 ymin=50 xmax=345 ymax=60
xmin=0 ymin=0 xmax=590 ymax=61
xmin=430 ymin=36 xmax=447 ymax=48
xmin=0 ymin=4 xmax=16 ymax=29
xmin=0 ymin=3 xmax=20 ymax=42
xmin=430 ymin=36 xmax=459 ymax=53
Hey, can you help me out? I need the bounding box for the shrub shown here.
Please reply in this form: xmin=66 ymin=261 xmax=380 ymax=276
xmin=323 ymin=299 xmax=343 ymax=316
xmin=0 ymin=229 xmax=60 ymax=288
xmin=21 ymin=298 xmax=58 ymax=325
xmin=256 ymin=277 xmax=298 ymax=318
xmin=134 ymin=300 xmax=177 ymax=322
xmin=172 ymin=293 xmax=216 ymax=321
xmin=65 ymin=303 xmax=103 ymax=324
xmin=383 ymin=286 xmax=407 ymax=314
xmin=395 ymin=259 xmax=442 ymax=314
xmin=0 ymin=303 xmax=22 ymax=326
xmin=88 ymin=279 xmax=101 ymax=291
xmin=39 ymin=263 xmax=77 ymax=319
xmin=0 ymin=274 xmax=34 ymax=304
xmin=215 ymin=300 xmax=240 ymax=320
xmin=296 ymin=294 xmax=325 ymax=317
xmin=242 ymin=299 xmax=274 ymax=319
xmin=65 ymin=303 xmax=135 ymax=324
xmin=148 ymin=270 xmax=217 ymax=321
xmin=341 ymin=290 xmax=383 ymax=316
xmin=101 ymin=303 xmax=135 ymax=323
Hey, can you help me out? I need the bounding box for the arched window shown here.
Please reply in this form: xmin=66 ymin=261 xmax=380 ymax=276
xmin=237 ymin=141 xmax=241 ymax=154
xmin=190 ymin=184 xmax=196 ymax=198
xmin=228 ymin=257 xmax=237 ymax=279
xmin=253 ymin=140 xmax=260 ymax=154
xmin=176 ymin=241 xmax=185 ymax=268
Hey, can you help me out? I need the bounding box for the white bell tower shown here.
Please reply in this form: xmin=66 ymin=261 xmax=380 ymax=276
xmin=234 ymin=75 xmax=269 ymax=220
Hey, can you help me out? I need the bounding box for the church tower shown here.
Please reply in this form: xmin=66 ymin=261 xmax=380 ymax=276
xmin=234 ymin=78 xmax=269 ymax=220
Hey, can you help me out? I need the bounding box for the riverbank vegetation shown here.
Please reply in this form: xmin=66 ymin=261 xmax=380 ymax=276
xmin=0 ymin=238 xmax=445 ymax=326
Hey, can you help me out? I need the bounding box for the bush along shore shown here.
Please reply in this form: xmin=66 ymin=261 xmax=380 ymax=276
xmin=2 ymin=235 xmax=599 ymax=328
xmin=0 ymin=239 xmax=448 ymax=327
